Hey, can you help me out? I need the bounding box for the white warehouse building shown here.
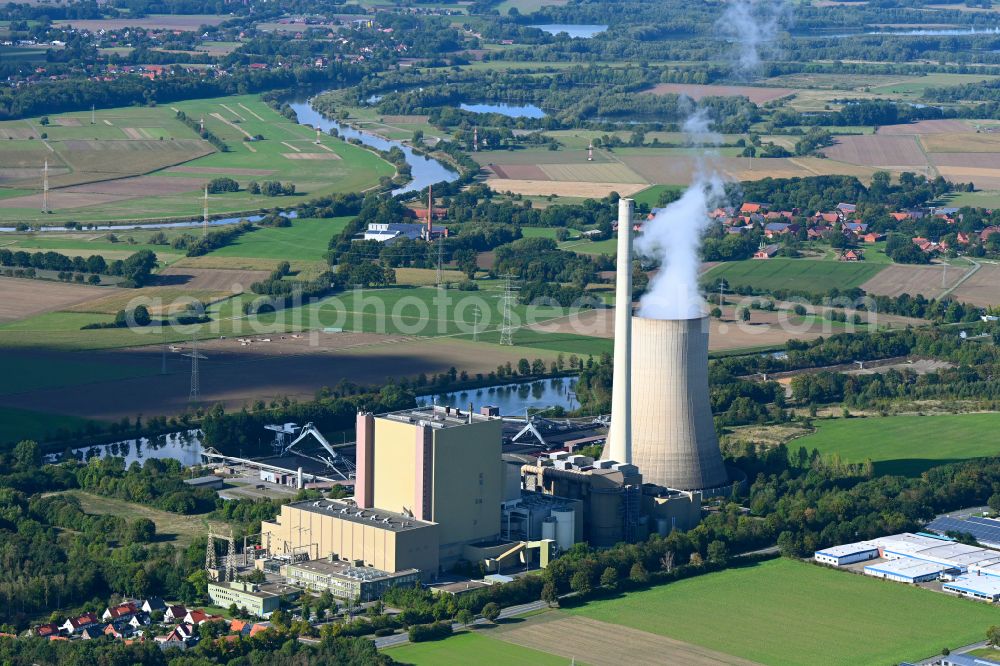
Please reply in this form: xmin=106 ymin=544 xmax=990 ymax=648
xmin=863 ymin=558 xmax=947 ymax=584
xmin=814 ymin=542 xmax=880 ymax=567
xmin=815 ymin=533 xmax=1000 ymax=592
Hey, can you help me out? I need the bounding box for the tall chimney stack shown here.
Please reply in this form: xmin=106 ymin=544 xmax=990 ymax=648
xmin=605 ymin=197 xmax=634 ymax=464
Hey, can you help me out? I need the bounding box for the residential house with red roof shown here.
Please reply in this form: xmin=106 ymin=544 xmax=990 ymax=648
xmin=103 ymin=602 xmax=139 ymax=622
xmin=61 ymin=612 xmax=100 ymax=635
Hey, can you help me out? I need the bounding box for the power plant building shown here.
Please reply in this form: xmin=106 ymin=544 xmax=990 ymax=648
xmin=629 ymin=315 xmax=731 ymax=492
xmin=283 ymin=557 xmax=421 ymax=602
xmin=260 ymin=498 xmax=440 ymax=580
xmin=262 ymin=405 xmax=503 ymax=581
xmin=357 ymin=406 xmax=503 ymax=566
xmin=520 ymin=451 xmax=701 ymax=548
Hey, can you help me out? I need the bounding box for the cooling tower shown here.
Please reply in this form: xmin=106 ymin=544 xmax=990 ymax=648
xmin=629 ymin=315 xmax=730 ymax=491
xmin=604 ymin=197 xmax=634 ymax=464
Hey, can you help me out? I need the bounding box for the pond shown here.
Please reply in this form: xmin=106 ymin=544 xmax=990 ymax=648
xmin=288 ymin=96 xmax=459 ymax=196
xmin=417 ymin=376 xmax=579 ymax=415
xmin=530 ymin=24 xmax=608 ymax=39
xmin=45 ymin=429 xmax=207 ymax=467
xmin=459 ymin=102 xmax=547 ymax=119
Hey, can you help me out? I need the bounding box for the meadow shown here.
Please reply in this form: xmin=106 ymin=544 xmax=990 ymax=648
xmin=208 ymin=217 xmax=351 ymax=262
xmin=791 ymin=413 xmax=1000 ymax=476
xmin=703 ymin=258 xmax=887 ymax=295
xmin=569 ymin=558 xmax=999 ymax=666
xmin=59 ymin=490 xmax=229 ymax=548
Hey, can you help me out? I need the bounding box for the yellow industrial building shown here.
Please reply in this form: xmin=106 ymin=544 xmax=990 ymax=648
xmin=261 ymin=405 xmax=503 ymax=579
xmin=260 ymin=498 xmax=440 ymax=579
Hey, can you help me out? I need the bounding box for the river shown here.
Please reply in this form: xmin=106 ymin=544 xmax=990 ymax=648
xmin=287 ymin=96 xmax=458 ymax=196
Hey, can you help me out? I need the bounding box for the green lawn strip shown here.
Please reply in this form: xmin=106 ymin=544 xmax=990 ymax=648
xmin=569 ymin=558 xmax=999 ymax=666
xmin=791 ymin=413 xmax=1000 ymax=476
xmin=387 ymin=629 xmax=574 ymax=666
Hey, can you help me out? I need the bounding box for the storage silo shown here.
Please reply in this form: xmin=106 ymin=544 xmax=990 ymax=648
xmin=552 ymin=508 xmax=575 ymax=551
xmin=541 ymin=517 xmax=557 ymax=543
xmin=628 ymin=315 xmax=730 ymax=491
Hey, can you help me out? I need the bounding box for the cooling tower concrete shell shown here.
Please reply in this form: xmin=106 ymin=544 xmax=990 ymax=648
xmin=630 ymin=315 xmax=730 ymax=491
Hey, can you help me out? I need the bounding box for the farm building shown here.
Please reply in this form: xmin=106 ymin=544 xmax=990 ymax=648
xmin=814 ymin=542 xmax=880 ymax=566
xmin=753 ymin=243 xmax=779 ymax=260
xmin=942 ymin=575 xmax=1000 ymax=603
xmin=864 ymin=558 xmax=948 ymax=584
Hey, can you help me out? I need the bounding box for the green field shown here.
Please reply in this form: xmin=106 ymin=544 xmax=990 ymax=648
xmin=792 ymin=413 xmax=1000 ymax=476
xmin=0 ymin=282 xmax=580 ymax=351
xmin=569 ymin=558 xmax=999 ymax=666
xmin=388 ymin=630 xmax=574 ymax=666
xmin=521 ymin=226 xmax=582 ymax=240
xmin=631 ymin=184 xmax=681 ymax=208
xmin=703 ymin=258 xmax=886 ymax=294
xmin=208 ymin=217 xmax=350 ymax=262
xmin=0 ymin=406 xmax=97 ymax=445
xmin=0 ymin=94 xmax=394 ymax=225
xmin=0 ymin=354 xmax=156 ymax=395
xmin=558 ymin=237 xmax=617 ymax=255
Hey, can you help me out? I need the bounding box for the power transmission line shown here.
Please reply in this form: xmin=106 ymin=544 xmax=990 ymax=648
xmin=499 ymin=274 xmax=518 ymax=346
xmin=189 ymin=336 xmax=200 ymax=401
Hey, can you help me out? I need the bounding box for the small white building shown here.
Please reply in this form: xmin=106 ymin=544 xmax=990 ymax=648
xmin=943 ymin=574 xmax=1000 ymax=602
xmin=863 ymin=558 xmax=948 ymax=583
xmin=814 ymin=542 xmax=880 ymax=567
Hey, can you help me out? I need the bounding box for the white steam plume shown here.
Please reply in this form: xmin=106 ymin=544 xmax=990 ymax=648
xmin=634 ymin=112 xmax=725 ymax=320
xmin=718 ymin=0 xmax=788 ymax=76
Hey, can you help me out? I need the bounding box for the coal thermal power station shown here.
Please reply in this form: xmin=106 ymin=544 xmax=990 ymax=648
xmin=606 ymin=198 xmax=733 ymax=492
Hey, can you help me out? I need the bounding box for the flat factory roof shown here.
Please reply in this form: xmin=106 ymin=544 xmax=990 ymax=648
xmin=815 ymin=542 xmax=879 ymax=558
xmin=943 ymin=574 xmax=1000 ymax=598
xmin=380 ymin=405 xmax=495 ymax=429
xmin=864 ymin=558 xmax=947 ymax=579
xmin=289 ymin=499 xmax=435 ymax=532
xmin=288 ymin=558 xmax=419 ymax=582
